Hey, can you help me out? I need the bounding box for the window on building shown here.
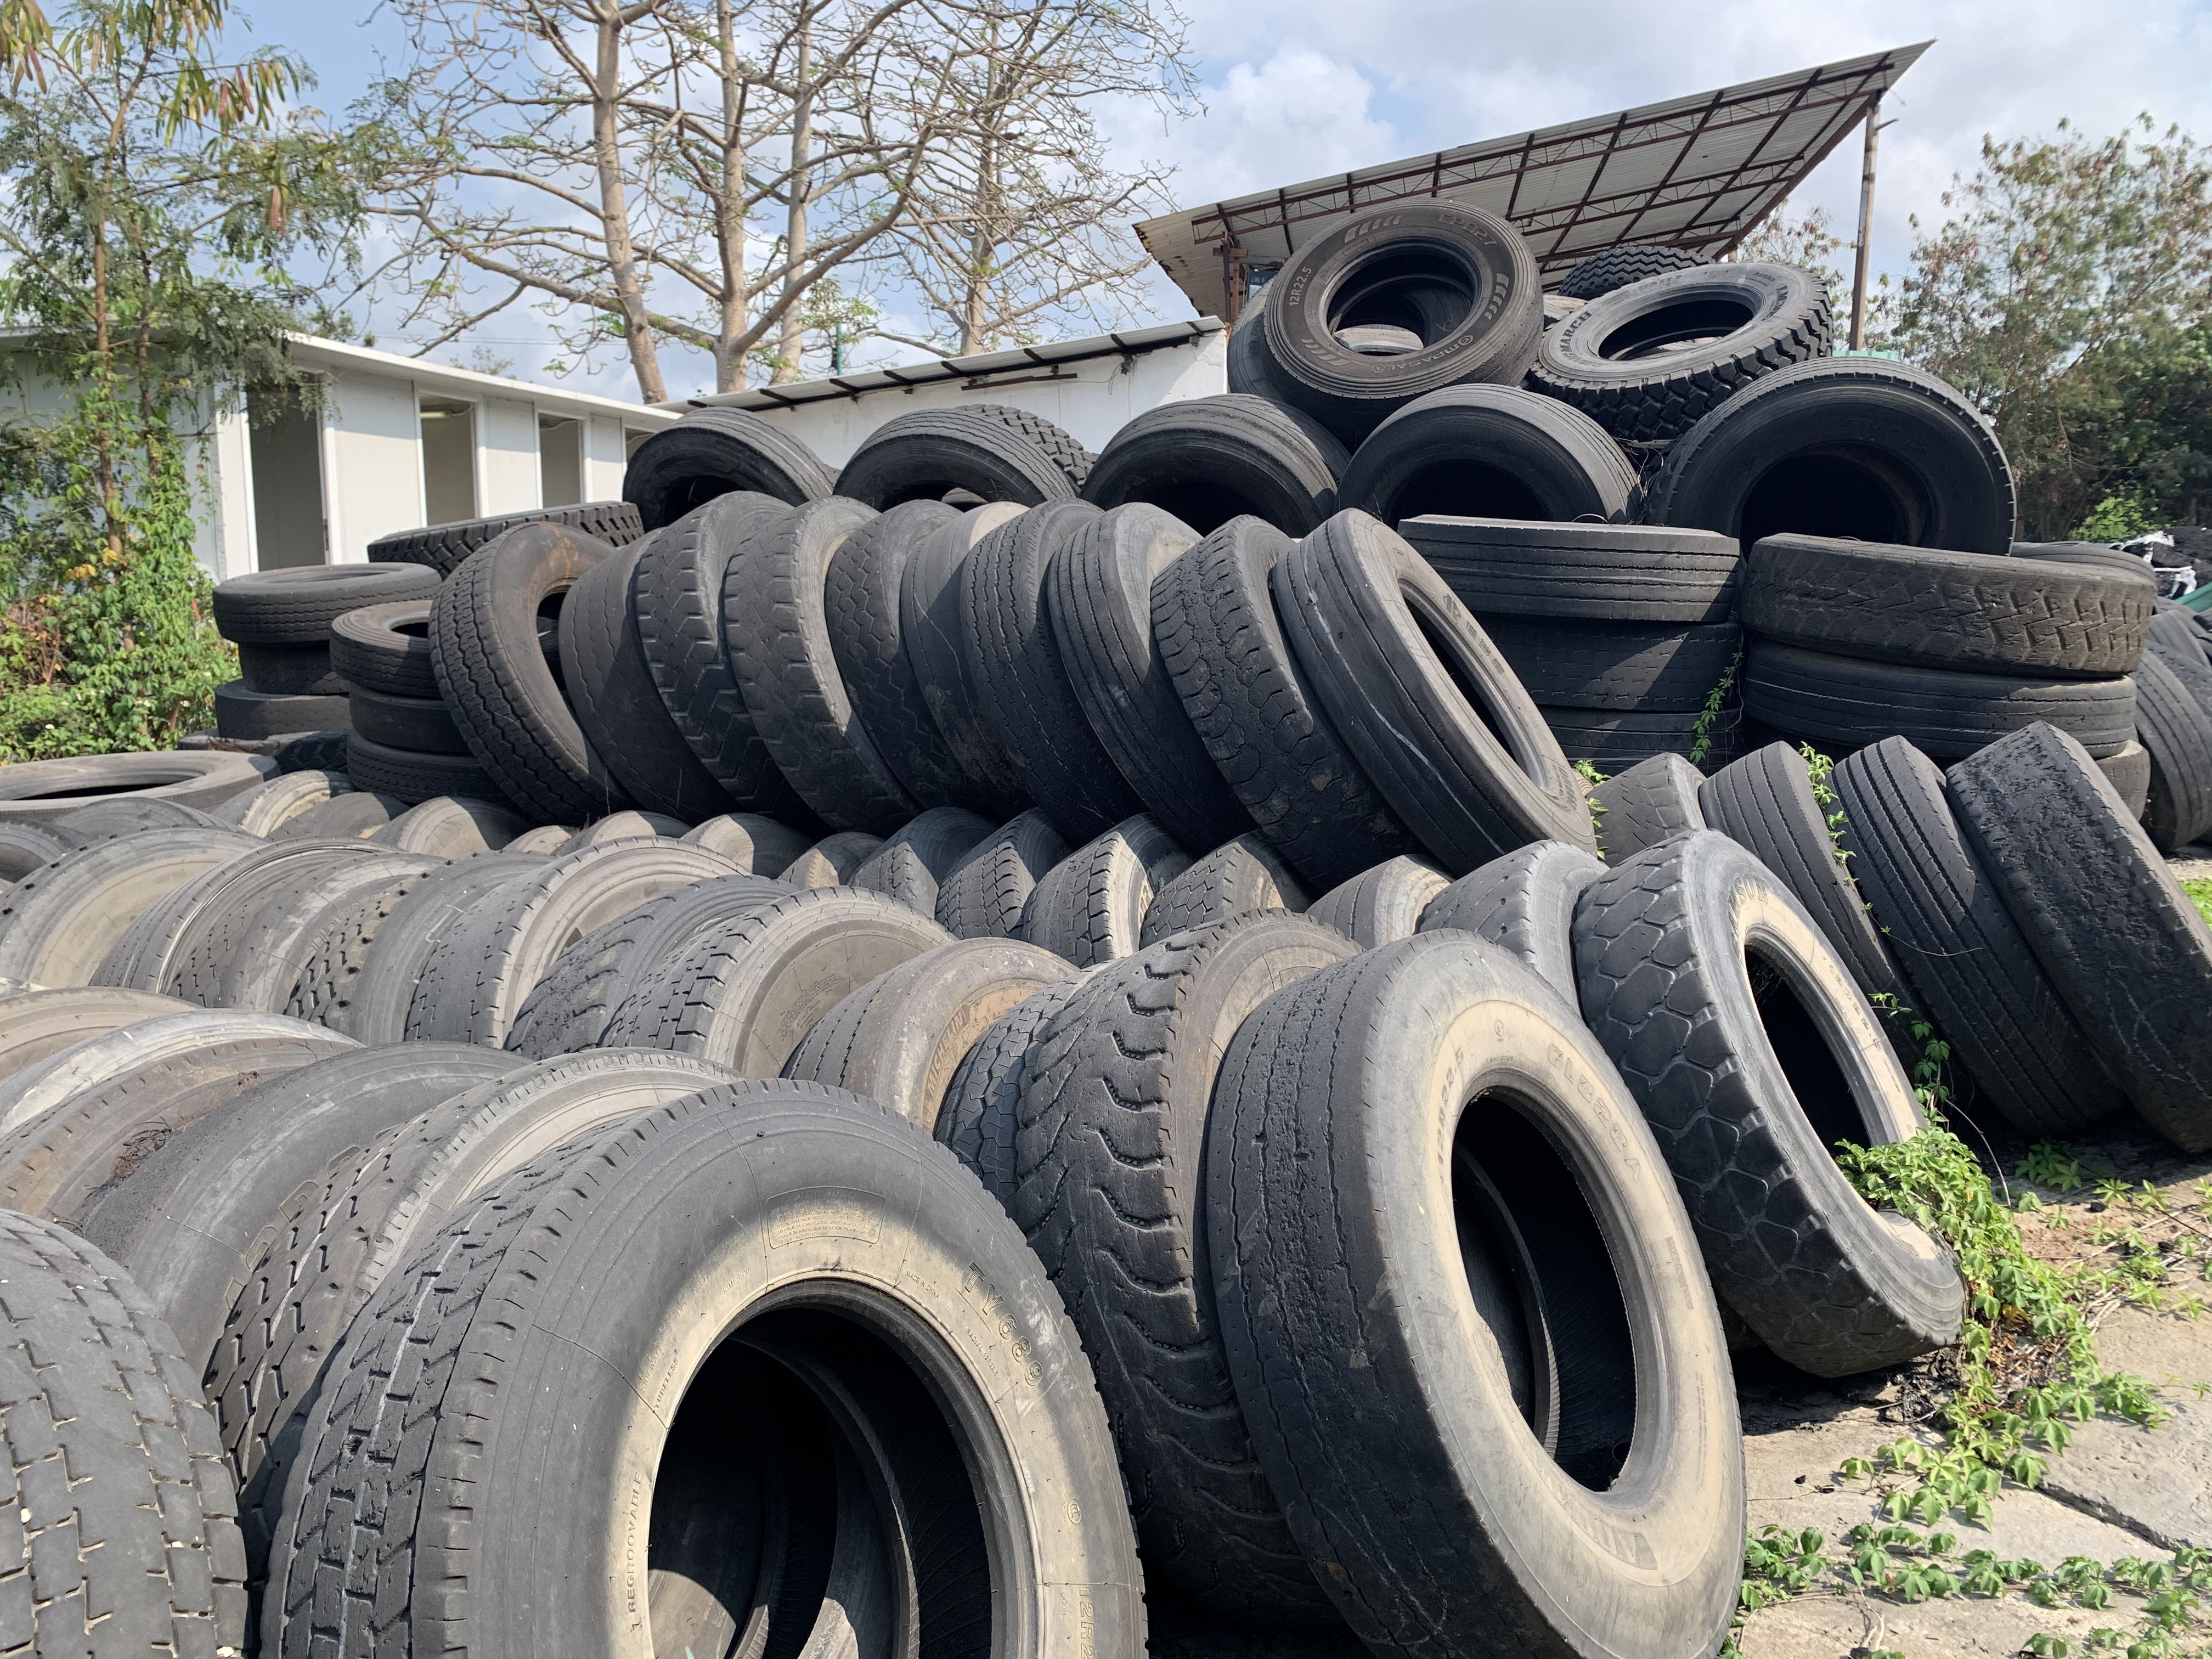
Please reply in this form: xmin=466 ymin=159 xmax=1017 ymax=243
xmin=249 ymin=387 xmax=326 ymax=569
xmin=539 ymin=415 xmax=582 ymax=506
xmin=420 ymin=396 xmax=477 ymax=525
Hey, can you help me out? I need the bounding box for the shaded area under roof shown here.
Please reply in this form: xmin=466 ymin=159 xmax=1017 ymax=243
xmin=1136 ymin=42 xmax=1931 ymax=321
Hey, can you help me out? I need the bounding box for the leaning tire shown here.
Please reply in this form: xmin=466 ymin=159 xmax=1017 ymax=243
xmin=848 ymin=807 xmax=995 ymax=915
xmin=899 ymin=503 xmax=1034 ymax=819
xmin=1342 ymin=383 xmax=1638 ymax=527
xmin=265 ymin=1084 xmax=1144 ymax=1659
xmin=1080 ymin=392 xmax=1347 ymax=535
xmin=836 ymin=402 xmax=1091 ymax=507
xmin=1573 ymin=831 xmax=1965 ymax=1374
xmin=212 ymin=768 xmax=353 ymax=835
xmin=1590 ymin=752 xmax=1708 ymax=862
xmin=1018 ymin=814 xmax=1189 ymax=966
xmin=933 ymin=810 xmax=1069 ymax=940
xmin=0 ymin=826 xmax=260 ymax=989
xmin=1946 ymin=722 xmax=2212 ymax=1149
xmin=2132 ymin=650 xmax=2212 ymax=853
xmin=368 ymin=501 xmax=644 ymax=575
xmin=1304 ymin=854 xmax=1450 ymax=948
xmin=332 ymin=854 xmax=549 ymax=1043
xmin=1209 ymin=933 xmax=1743 ymax=1657
xmin=1141 ymin=833 xmax=1308 ymax=945
xmin=622 ymin=409 xmax=835 ymax=530
xmin=370 ymin=795 xmax=530 ymax=857
xmin=1418 ymin=839 xmax=1604 ymax=1005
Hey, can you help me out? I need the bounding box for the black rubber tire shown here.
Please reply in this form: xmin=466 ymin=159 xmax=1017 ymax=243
xmin=237 ymin=640 xmax=345 ymax=696
xmin=1140 ymin=833 xmax=1309 ymax=945
xmin=215 ymin=679 xmax=352 ymax=740
xmin=963 ymin=498 xmax=1148 ymax=840
xmin=166 ymin=847 xmax=418 ymax=1012
xmin=726 ymin=497 xmax=922 ymax=833
xmin=431 ymin=523 xmax=633 ymax=822
xmin=1743 ymin=533 xmax=2152 ymax=676
xmin=679 ymin=812 xmax=813 ymax=875
xmin=848 ymin=806 xmax=995 ymax=915
xmin=213 ymin=562 xmax=441 ymax=645
xmin=2100 ymin=738 xmax=2153 ymax=817
xmin=329 ymin=599 xmax=441 ymax=697
xmin=1304 ymin=854 xmax=1451 ymax=947
xmin=933 ymin=809 xmax=1070 ymax=939
xmin=1257 ymin=201 xmax=1544 ymax=443
xmin=1418 ymin=839 xmax=1605 ymax=1005
xmin=781 ymin=829 xmax=882 ymax=888
xmin=1485 ymin=617 xmax=1741 ymax=712
xmin=1832 ymin=737 xmax=2125 ymax=1137
xmin=632 ymin=491 xmax=815 ymax=819
xmin=935 ymin=973 xmax=1086 ymax=1205
xmin=1154 ymin=516 xmax=1412 ymax=889
xmin=835 ymin=402 xmax=1092 ymax=507
xmin=346 ymin=684 xmax=465 ymax=753
xmin=1699 ymin=742 xmax=1905 ymax=1004
xmin=341 ymin=732 xmax=513 ymax=808
xmin=1400 ymin=517 xmax=1742 ymax=623
xmin=1644 ymin=358 xmax=2017 ymax=555
xmin=1557 ymin=241 xmax=1713 ymax=300
xmin=1049 ymin=503 xmax=1255 ymax=850
xmin=0 ymin=1210 xmax=249 ymax=1656
xmin=2013 ymin=540 xmax=2160 ymax=589
xmin=1017 ymin=814 xmax=1190 ymax=966
xmin=0 ymin=749 xmax=269 ymax=823
xmin=0 ymin=826 xmax=260 ymax=989
xmin=1012 ymin=915 xmax=1356 ymax=1623
xmin=1590 ymin=752 xmax=1708 ymax=862
xmin=0 ymin=986 xmax=194 ymax=1084
xmin=501 ymin=874 xmax=791 ymax=1057
xmin=408 ymin=840 xmax=742 ymax=1046
xmin=1080 ymin=393 xmax=1347 ymax=535
xmin=1207 ymin=934 xmax=1742 ymax=1657
xmin=2147 ymin=605 xmax=2212 ymax=698
xmin=2133 ymin=649 xmax=2212 ymax=853
xmin=1743 ymin=640 xmax=2139 ymax=761
xmin=1947 ymin=723 xmax=2212 ymax=1149
xmin=0 ymin=1008 xmax=332 ymax=1134
xmin=334 ymin=854 xmax=548 ymax=1043
xmin=560 ymin=539 xmax=738 ymax=822
xmin=1342 ymin=383 xmax=1639 ymax=527
xmin=1532 ymin=262 xmax=1831 ymax=443
xmin=785 ymin=936 xmax=1068 ymax=1130
xmin=0 ymin=819 xmax=72 ymax=879
xmin=368 ymin=501 xmax=645 ymax=575
xmin=370 ymin=795 xmax=531 ymax=856
xmin=899 ymin=502 xmax=1034 ymax=819
xmin=1275 ymin=512 xmax=1596 ymax=872
xmin=1551 ymin=706 xmax=1745 ymax=772
xmin=603 ymin=887 xmax=955 ymax=1075
xmin=1573 ymin=831 xmax=1966 ymax=1374
xmin=211 ymin=768 xmax=352 ymax=835
xmin=1223 ymin=280 xmax=1304 ymax=407
xmin=264 ymin=1083 xmax=1143 ymax=1659
xmin=624 ymin=409 xmax=835 ymax=529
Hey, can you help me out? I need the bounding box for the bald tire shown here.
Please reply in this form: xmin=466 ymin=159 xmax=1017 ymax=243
xmin=786 ymin=937 xmax=1068 ymax=1131
xmin=680 ymin=812 xmax=814 ymax=876
xmin=934 ymin=810 xmax=1069 ymax=940
xmin=370 ymin=795 xmax=531 ymax=857
xmin=0 ymin=986 xmax=195 ymax=1085
xmin=1012 ymin=915 xmax=1356 ymax=1622
xmin=1139 ymin=833 xmax=1309 ymax=946
xmin=0 ymin=826 xmax=259 ymax=990
xmin=782 ymin=830 xmax=882 ymax=888
xmin=1305 ymin=854 xmax=1451 ymax=948
xmin=0 ymin=1211 xmax=249 ymax=1657
xmin=1419 ymin=839 xmax=1605 ymax=1006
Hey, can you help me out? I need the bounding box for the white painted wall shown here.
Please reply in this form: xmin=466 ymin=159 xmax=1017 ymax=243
xmin=189 ymin=403 xmax=257 ymax=581
xmin=324 ymin=369 xmax=425 ymax=562
xmin=479 ymin=396 xmax=541 ymax=515
xmin=726 ymin=332 xmax=1227 ymax=467
xmin=583 ymin=415 xmax=629 ymax=501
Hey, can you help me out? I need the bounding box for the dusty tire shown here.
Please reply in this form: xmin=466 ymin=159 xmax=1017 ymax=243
xmin=1141 ymin=833 xmax=1309 ymax=945
xmin=0 ymin=1009 xmax=346 ymax=1134
xmin=0 ymin=820 xmax=71 ymax=880
xmin=370 ymin=794 xmax=531 ymax=856
xmin=554 ymin=809 xmax=687 ymax=851
xmin=1018 ymin=815 xmax=1190 ymax=966
xmin=835 ymin=402 xmax=1092 ymax=507
xmin=212 ymin=768 xmax=353 ymax=835
xmin=1012 ymin=915 xmax=1356 ymax=1622
xmin=1591 ymin=753 xmax=1707 ymax=863
xmin=264 ymin=1085 xmax=1143 ymax=1659
xmin=0 ymin=826 xmax=260 ymax=989
xmin=1275 ymin=512 xmax=1595 ymax=871
xmin=786 ymin=936 xmax=1068 ymax=1130
xmin=213 ymin=562 xmax=441 ymax=645
xmin=1154 ymin=516 xmax=1411 ymax=888
xmin=623 ymin=409 xmax=833 ymax=529
xmin=933 ymin=810 xmax=1069 ymax=939
xmin=368 ymin=501 xmax=645 ymax=575
xmin=336 ymin=854 xmax=549 ymax=1043
xmin=1341 ymin=384 xmax=1638 ymax=527
xmin=1207 ymin=934 xmax=1743 ymax=1658
xmin=848 ymin=806 xmax=995 ymax=914
xmin=1946 ymin=723 xmax=2212 ymax=1149
xmin=680 ymin=811 xmax=812 ymax=875
xmin=0 ymin=1211 xmax=249 ymax=1657
xmin=1304 ymin=854 xmax=1451 ymax=947
xmin=0 ymin=749 xmax=269 ymax=822
xmin=781 ymin=829 xmax=882 ymax=888
xmin=935 ymin=973 xmax=1087 ymax=1205
xmin=1832 ymin=737 xmax=2124 ymax=1137
xmin=1573 ymin=831 xmax=1965 ymax=1374
xmin=0 ymin=985 xmax=195 ymax=1084
xmin=269 ymin=788 xmax=406 ymax=840
xmin=1418 ymin=839 xmax=1604 ymax=1005
xmin=1081 ymin=393 xmax=1347 ymax=535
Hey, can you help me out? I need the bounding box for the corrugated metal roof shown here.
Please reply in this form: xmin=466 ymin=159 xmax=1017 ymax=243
xmin=1135 ymin=42 xmax=1931 ymax=320
xmin=651 ymin=318 xmax=1223 ymax=412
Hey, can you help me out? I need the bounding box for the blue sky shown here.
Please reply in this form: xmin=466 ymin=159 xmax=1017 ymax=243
xmin=236 ymin=0 xmax=2212 ymax=402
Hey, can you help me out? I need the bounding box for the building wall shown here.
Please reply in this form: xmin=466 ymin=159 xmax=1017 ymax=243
xmin=323 ymin=369 xmax=425 ymax=563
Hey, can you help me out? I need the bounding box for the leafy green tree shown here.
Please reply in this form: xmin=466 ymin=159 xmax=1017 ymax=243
xmin=0 ymin=0 xmax=368 ymax=759
xmin=1880 ymin=117 xmax=2212 ymax=540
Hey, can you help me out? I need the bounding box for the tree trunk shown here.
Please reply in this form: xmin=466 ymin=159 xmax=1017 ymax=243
xmin=712 ymin=0 xmax=749 ymax=393
xmin=590 ymin=2 xmax=667 ymax=402
xmin=773 ymin=21 xmax=814 ymax=385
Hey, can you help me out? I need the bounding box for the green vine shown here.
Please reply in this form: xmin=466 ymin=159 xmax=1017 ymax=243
xmin=1575 ymin=758 xmax=1607 ymax=858
xmin=2182 ymin=878 xmax=2212 ymax=930
xmin=1688 ymin=647 xmax=1743 ymax=766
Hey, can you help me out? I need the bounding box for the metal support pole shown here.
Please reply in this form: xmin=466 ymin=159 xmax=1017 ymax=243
xmin=1849 ymin=95 xmax=1882 ymax=350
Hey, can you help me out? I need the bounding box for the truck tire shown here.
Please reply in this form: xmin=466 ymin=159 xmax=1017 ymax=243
xmin=1081 ymin=393 xmax=1347 ymax=534
xmin=369 ymin=501 xmax=644 ymax=575
xmin=329 ymin=599 xmax=442 ymax=697
xmin=0 ymin=985 xmax=194 ymax=1084
xmin=782 ymin=828 xmax=882 ymax=887
xmin=1304 ymin=854 xmax=1451 ymax=947
xmin=236 ymin=640 xmax=345 ymax=696
xmin=1141 ymin=833 xmax=1308 ymax=945
xmin=330 ymin=854 xmax=548 ymax=1043
xmin=1207 ymin=934 xmax=1742 ymax=1658
xmin=1018 ymin=815 xmax=1190 ymax=966
xmin=623 ymin=409 xmax=834 ymax=529
xmin=1481 ymin=618 xmax=1741 ymax=715
xmin=1341 ymin=383 xmax=1638 ymax=526
xmin=1545 ymin=704 xmax=1743 ymax=771
xmin=1398 ymin=517 xmax=1741 ymax=623
xmin=2132 ymin=650 xmax=2212 ymax=852
xmin=848 ymin=806 xmax=995 ymax=914
xmin=934 ymin=809 xmax=1069 ymax=939
xmin=1573 ymin=831 xmax=1965 ymax=1374
xmin=554 ymin=809 xmax=687 ymax=851
xmin=215 ymin=679 xmax=352 ymax=740
xmin=1556 ymin=241 xmax=1712 ymax=299
xmin=338 ymin=732 xmax=510 ymax=808
xmin=1531 ymin=262 xmax=1831 ymax=442
xmin=269 ymin=788 xmax=406 ymax=839
xmin=1418 ymin=839 xmax=1605 ymax=1005
xmin=836 ymin=402 xmax=1092 ymax=507
xmin=1832 ymin=737 xmax=2125 ymax=1136
xmin=0 ymin=749 xmax=269 ymax=823
xmin=0 ymin=820 xmax=71 ymax=879
xmin=1947 ymin=722 xmax=2212 ymax=1149
xmin=899 ymin=503 xmax=1034 ymax=819
xmin=212 ymin=768 xmax=352 ymax=834
xmin=679 ymin=812 xmax=811 ymax=874
xmin=0 ymin=1009 xmax=345 ymax=1133
xmin=370 ymin=794 xmax=531 ymax=856
xmin=0 ymin=826 xmax=259 ymax=989
xmin=346 ymin=683 xmax=466 ymax=752
xmin=212 ymin=562 xmax=440 ymax=645
xmin=1644 ymin=358 xmax=2017 ymax=554
xmin=1590 ymin=752 xmax=1707 ymax=862
xmin=935 ymin=973 xmax=1088 ymax=1205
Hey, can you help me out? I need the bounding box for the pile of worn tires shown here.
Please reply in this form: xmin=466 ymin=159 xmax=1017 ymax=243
xmin=4 ymin=201 xmax=2211 ymax=1659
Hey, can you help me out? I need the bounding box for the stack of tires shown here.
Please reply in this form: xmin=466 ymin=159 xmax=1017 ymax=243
xmin=209 ymin=563 xmax=441 ymax=741
xmin=330 ymin=595 xmax=521 ymax=810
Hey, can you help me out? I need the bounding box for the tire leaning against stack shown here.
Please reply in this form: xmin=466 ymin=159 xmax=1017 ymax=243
xmin=621 ymin=408 xmax=836 ymax=531
xmin=367 ymin=500 xmax=645 ymax=576
xmin=1080 ymin=392 xmax=1348 ymax=535
xmin=2131 ymin=649 xmax=2212 ymax=853
xmin=835 ymin=401 xmax=1092 ymax=508
xmin=1340 ymin=383 xmax=1639 ymax=528
xmin=0 ymin=826 xmax=261 ymax=989
xmin=898 ymin=501 xmax=1034 ymax=820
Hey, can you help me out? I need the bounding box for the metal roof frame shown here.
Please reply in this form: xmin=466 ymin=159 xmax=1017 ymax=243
xmin=1135 ymin=42 xmax=1931 ymax=321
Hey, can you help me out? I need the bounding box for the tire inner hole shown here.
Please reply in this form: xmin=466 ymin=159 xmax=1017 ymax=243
xmin=1737 ymin=445 xmax=1927 ymax=547
xmin=1131 ymin=479 xmax=1266 ymax=536
xmin=1595 ymin=296 xmax=1758 ymax=362
xmin=1381 ymin=461 xmax=1548 ymax=525
xmin=1453 ymin=1091 xmax=1637 ymax=1489
xmin=1409 ymin=598 xmax=1539 ymax=780
xmin=1745 ymin=940 xmax=1882 ymax=1154
xmin=5 ymin=776 xmax=200 ymax=800
xmin=650 ymin=1307 xmax=994 ymax=1659
xmin=1327 ymin=253 xmax=1476 ymax=346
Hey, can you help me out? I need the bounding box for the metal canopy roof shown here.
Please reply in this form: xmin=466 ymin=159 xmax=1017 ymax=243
xmin=1136 ymin=42 xmax=1931 ymax=320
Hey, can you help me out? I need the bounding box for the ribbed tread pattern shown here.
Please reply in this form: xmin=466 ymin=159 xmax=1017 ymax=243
xmin=1556 ymin=242 xmax=1712 ymax=300
xmin=934 ymin=811 xmax=1069 ymax=940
